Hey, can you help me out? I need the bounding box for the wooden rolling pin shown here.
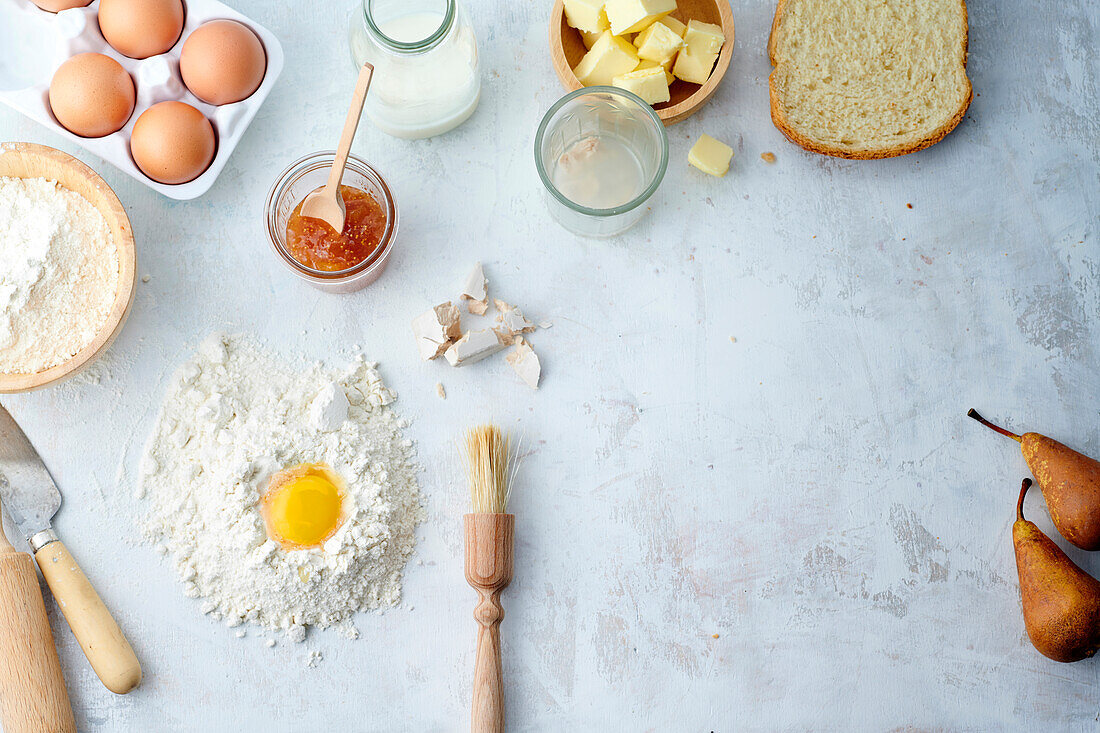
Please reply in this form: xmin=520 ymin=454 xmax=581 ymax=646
xmin=0 ymin=521 xmax=76 ymax=733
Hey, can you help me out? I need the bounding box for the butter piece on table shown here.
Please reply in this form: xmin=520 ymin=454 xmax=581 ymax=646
xmin=633 ymin=19 xmax=683 ymax=66
xmin=563 ymin=0 xmax=610 ymax=34
xmin=612 ymin=66 xmax=670 ymax=105
xmin=688 ymin=134 xmax=733 ymax=177
xmin=604 ymin=0 xmax=676 ymax=36
xmin=574 ymin=31 xmax=640 ymax=86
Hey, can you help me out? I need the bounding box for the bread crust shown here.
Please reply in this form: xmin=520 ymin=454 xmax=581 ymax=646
xmin=767 ymin=0 xmax=973 ymax=160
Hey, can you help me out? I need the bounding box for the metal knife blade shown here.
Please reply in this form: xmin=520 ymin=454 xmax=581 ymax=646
xmin=0 ymin=404 xmax=61 ymax=540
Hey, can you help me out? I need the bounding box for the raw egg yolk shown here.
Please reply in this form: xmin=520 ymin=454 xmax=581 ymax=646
xmin=261 ymin=464 xmax=345 ymax=550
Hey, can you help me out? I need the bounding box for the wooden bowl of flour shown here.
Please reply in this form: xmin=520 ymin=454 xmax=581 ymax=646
xmin=0 ymin=143 xmax=136 ymax=393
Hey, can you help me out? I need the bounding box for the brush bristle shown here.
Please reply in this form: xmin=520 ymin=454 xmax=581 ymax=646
xmin=464 ymin=424 xmax=513 ymax=513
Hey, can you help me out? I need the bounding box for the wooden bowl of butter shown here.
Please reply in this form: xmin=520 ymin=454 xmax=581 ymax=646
xmin=0 ymin=143 xmax=136 ymax=393
xmin=549 ymin=0 xmax=735 ymax=124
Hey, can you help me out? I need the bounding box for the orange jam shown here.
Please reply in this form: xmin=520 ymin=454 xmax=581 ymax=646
xmin=285 ymin=185 xmax=387 ymax=271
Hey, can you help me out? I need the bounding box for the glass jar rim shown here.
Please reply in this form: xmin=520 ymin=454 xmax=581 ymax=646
xmin=265 ymin=151 xmax=397 ymax=281
xmin=533 ymin=86 xmax=669 ymax=218
xmin=361 ymin=0 xmax=456 ymax=53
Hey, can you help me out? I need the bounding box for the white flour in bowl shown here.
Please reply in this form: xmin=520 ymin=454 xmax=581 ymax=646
xmin=0 ymin=176 xmax=119 ymax=374
xmin=139 ymin=334 xmax=423 ymax=641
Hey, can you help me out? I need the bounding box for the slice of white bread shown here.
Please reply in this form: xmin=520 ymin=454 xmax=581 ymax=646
xmin=768 ymin=0 xmax=972 ymax=159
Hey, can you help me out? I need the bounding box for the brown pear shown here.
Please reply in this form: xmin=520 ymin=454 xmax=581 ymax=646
xmin=1014 ymin=478 xmax=1100 ymax=662
xmin=970 ymin=409 xmax=1100 ymax=550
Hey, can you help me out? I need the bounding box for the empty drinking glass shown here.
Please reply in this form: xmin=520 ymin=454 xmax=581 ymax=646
xmin=534 ymin=87 xmax=668 ymax=237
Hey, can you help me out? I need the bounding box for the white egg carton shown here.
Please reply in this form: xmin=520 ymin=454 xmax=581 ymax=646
xmin=0 ymin=0 xmax=283 ymax=200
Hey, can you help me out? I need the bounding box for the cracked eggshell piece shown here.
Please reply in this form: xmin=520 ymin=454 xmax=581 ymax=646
xmin=493 ymin=327 xmax=517 ymax=346
xmin=460 ymin=262 xmax=489 ymax=314
xmin=436 ymin=302 xmax=463 ymax=339
xmin=493 ymin=299 xmax=536 ymax=337
xmin=506 ymin=338 xmax=541 ymax=389
xmin=444 ymin=329 xmax=506 ymax=366
xmin=412 ymin=302 xmax=463 ymax=360
xmin=495 ymin=315 xmax=535 ymax=346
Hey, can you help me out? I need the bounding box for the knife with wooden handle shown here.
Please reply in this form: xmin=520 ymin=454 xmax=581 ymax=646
xmin=0 ymin=516 xmax=76 ymax=733
xmin=0 ymin=405 xmax=141 ymax=695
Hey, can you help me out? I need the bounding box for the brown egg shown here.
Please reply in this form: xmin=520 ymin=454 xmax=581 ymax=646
xmin=49 ymin=53 xmax=135 ymax=138
xmin=180 ymin=20 xmax=266 ymax=105
xmin=98 ymin=0 xmax=185 ymax=59
xmin=130 ymin=101 xmax=216 ymax=185
xmin=31 ymin=0 xmax=93 ymax=11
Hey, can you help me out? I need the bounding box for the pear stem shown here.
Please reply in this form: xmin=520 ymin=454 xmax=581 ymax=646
xmin=967 ymin=409 xmax=1022 ymax=443
xmin=1017 ymin=478 xmax=1032 ymax=521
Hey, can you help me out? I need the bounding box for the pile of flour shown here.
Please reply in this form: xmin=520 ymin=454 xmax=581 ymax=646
xmin=139 ymin=334 xmax=423 ymax=640
xmin=0 ymin=177 xmax=118 ymax=374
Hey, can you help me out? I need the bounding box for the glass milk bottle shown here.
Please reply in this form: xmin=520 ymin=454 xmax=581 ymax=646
xmin=349 ymin=0 xmax=481 ymax=139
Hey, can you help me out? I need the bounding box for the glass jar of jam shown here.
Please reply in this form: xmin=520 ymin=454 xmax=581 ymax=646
xmin=265 ymin=152 xmax=397 ymax=293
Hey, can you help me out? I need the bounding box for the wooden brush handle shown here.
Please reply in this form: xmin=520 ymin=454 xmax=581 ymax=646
xmin=0 ymin=538 xmax=76 ymax=733
xmin=465 ymin=514 xmax=514 ymax=733
xmin=472 ymin=589 xmax=505 ymax=733
xmin=36 ymin=541 xmax=141 ymax=694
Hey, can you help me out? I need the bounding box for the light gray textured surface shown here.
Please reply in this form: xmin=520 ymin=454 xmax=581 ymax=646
xmin=1 ymin=0 xmax=1098 ymax=730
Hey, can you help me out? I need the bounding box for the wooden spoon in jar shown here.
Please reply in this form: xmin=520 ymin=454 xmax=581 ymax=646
xmin=299 ymin=62 xmax=374 ymax=233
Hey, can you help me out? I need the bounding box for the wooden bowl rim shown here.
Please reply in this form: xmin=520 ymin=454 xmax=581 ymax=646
xmin=548 ymin=0 xmax=736 ymax=125
xmin=0 ymin=143 xmax=137 ymax=393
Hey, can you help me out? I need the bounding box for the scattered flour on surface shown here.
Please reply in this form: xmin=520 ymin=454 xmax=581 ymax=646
xmin=0 ymin=176 xmax=119 ymax=374
xmin=139 ymin=334 xmax=423 ymax=641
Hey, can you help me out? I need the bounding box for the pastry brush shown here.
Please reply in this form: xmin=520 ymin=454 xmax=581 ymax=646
xmin=463 ymin=424 xmax=516 ymax=733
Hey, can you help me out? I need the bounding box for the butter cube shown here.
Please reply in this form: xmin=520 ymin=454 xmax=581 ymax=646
xmin=563 ymin=0 xmax=610 ymax=34
xmin=583 ymin=27 xmax=628 ymax=48
xmin=604 ymin=0 xmax=676 ymax=36
xmin=683 ymin=19 xmax=724 ymax=54
xmin=672 ymin=19 xmax=724 ymax=84
xmin=636 ymin=59 xmax=674 ymax=86
xmin=671 ymin=47 xmax=714 ymax=84
xmin=633 ymin=20 xmax=683 ymax=66
xmin=612 ymin=66 xmax=670 ymax=105
xmin=656 ymin=15 xmax=686 ymax=37
xmin=573 ymin=31 xmax=640 ymax=86
xmin=688 ymin=134 xmax=733 ymax=177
